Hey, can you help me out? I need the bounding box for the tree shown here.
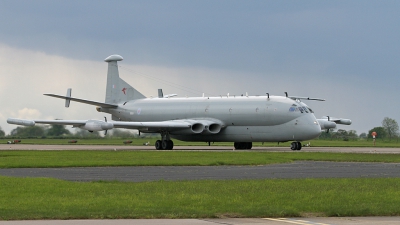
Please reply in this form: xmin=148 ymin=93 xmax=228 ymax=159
xmin=110 ymin=129 xmax=135 ymax=138
xmin=359 ymin=133 xmax=367 ymax=139
xmin=0 ymin=127 xmax=5 ymax=137
xmin=10 ymin=126 xmax=45 ymax=137
xmin=73 ymin=129 xmax=100 ymax=138
xmin=382 ymin=117 xmax=399 ymax=140
xmin=368 ymin=127 xmax=387 ymax=140
xmin=46 ymin=124 xmax=71 ymax=137
xmin=318 ymin=131 xmax=332 ymax=139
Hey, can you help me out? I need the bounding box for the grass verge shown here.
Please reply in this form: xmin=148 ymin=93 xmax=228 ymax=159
xmin=1 ymin=151 xmax=400 ymax=168
xmin=1 ymin=177 xmax=399 ymax=220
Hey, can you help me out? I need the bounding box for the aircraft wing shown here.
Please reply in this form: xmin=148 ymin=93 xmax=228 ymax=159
xmin=7 ymin=118 xmax=192 ymax=132
xmin=320 ymin=116 xmax=352 ymax=125
xmin=7 ymin=117 xmax=223 ymax=134
xmin=111 ymin=121 xmax=191 ymax=130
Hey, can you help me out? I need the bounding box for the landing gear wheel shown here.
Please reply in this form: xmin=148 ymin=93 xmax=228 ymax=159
xmin=161 ymin=140 xmax=168 ymax=150
xmin=160 ymin=140 xmax=174 ymax=150
xmin=155 ymin=140 xmax=162 ymax=150
xmin=291 ymin=142 xmax=296 ymax=150
xmin=290 ymin=142 xmax=302 ymax=151
xmin=296 ymin=141 xmax=302 ymax=151
xmin=167 ymin=140 xmax=174 ymax=150
xmin=234 ymin=142 xmax=253 ymax=150
xmin=247 ymin=142 xmax=252 ymax=149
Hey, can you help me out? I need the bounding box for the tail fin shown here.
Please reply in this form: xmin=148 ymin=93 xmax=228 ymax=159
xmin=104 ymin=55 xmax=145 ymax=104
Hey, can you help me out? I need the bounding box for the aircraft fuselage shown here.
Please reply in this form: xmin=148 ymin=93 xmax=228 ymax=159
xmin=102 ymin=95 xmax=321 ymax=142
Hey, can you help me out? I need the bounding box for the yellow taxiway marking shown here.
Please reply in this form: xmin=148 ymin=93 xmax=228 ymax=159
xmin=263 ymin=218 xmax=331 ymax=225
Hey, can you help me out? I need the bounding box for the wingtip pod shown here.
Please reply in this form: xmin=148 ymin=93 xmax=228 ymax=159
xmin=338 ymin=119 xmax=352 ymax=125
xmin=104 ymin=55 xmax=123 ymax=62
xmin=7 ymin=118 xmax=35 ymax=126
xmin=320 ymin=116 xmax=352 ymax=125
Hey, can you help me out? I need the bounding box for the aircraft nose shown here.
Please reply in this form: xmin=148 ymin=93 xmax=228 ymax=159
xmin=311 ymin=120 xmax=322 ymax=137
xmin=299 ymin=115 xmax=322 ymax=140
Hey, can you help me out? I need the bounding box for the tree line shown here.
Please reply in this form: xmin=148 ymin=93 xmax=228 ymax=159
xmin=319 ymin=117 xmax=399 ymax=141
xmin=0 ymin=124 xmax=141 ymax=139
xmin=0 ymin=117 xmax=399 ymax=140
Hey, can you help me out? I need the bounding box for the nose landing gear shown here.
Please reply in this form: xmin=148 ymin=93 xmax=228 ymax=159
xmin=290 ymin=141 xmax=302 ymax=151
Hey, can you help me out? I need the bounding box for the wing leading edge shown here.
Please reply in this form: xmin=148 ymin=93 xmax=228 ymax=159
xmin=7 ymin=117 xmax=223 ymax=134
xmin=7 ymin=118 xmax=193 ymax=133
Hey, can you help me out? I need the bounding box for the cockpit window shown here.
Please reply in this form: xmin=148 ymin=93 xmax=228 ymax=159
xmin=308 ymin=107 xmax=314 ymax=113
xmin=298 ymin=107 xmax=304 ymax=113
xmin=302 ymin=107 xmax=309 ymax=113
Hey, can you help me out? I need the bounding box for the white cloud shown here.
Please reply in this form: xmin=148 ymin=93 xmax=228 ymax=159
xmin=10 ymin=108 xmax=42 ymax=119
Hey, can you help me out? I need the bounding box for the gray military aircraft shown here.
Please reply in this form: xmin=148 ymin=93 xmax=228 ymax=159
xmin=7 ymin=55 xmax=351 ymax=150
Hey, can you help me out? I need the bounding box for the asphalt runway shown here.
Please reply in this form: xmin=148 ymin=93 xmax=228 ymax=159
xmin=1 ymin=145 xmax=400 ymax=181
xmin=1 ymin=161 xmax=400 ymax=182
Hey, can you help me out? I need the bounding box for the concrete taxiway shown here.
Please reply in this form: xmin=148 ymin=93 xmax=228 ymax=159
xmin=1 ymin=217 xmax=400 ymax=225
xmin=1 ymin=144 xmax=399 ymax=153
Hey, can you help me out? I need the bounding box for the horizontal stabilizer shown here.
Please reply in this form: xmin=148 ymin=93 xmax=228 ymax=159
xmin=44 ymin=94 xmax=118 ymax=108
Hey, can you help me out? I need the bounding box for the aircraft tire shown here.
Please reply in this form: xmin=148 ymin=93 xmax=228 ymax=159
xmin=247 ymin=142 xmax=252 ymax=149
xmin=155 ymin=140 xmax=162 ymax=150
xmin=297 ymin=142 xmax=302 ymax=151
xmin=234 ymin=142 xmax=252 ymax=150
xmin=161 ymin=140 xmax=169 ymax=150
xmin=167 ymin=140 xmax=174 ymax=150
xmin=290 ymin=142 xmax=297 ymax=150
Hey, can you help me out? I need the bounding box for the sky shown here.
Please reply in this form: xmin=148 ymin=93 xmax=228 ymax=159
xmin=0 ymin=0 xmax=399 ymax=135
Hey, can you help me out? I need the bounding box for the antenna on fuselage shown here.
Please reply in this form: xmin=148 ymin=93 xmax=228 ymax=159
xmin=285 ymin=92 xmax=288 ymax=97
xmin=65 ymin=88 xmax=72 ymax=108
xmin=158 ymin=89 xmax=163 ymax=98
xmin=266 ymin=93 xmax=269 ymax=99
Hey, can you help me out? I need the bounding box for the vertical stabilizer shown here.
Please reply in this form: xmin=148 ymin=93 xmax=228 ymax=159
xmin=104 ymin=55 xmax=145 ymax=104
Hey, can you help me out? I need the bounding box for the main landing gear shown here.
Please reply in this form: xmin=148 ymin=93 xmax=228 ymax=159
xmin=155 ymin=131 xmax=174 ymax=150
xmin=155 ymin=140 xmax=173 ymax=150
xmin=290 ymin=141 xmax=302 ymax=151
xmin=234 ymin=142 xmax=252 ymax=150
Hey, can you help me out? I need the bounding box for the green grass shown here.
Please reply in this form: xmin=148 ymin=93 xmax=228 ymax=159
xmin=2 ymin=137 xmax=400 ymax=147
xmin=1 ymin=176 xmax=400 ymax=220
xmin=1 ymin=142 xmax=400 ymax=219
xmin=1 ymin=151 xmax=400 ymax=168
